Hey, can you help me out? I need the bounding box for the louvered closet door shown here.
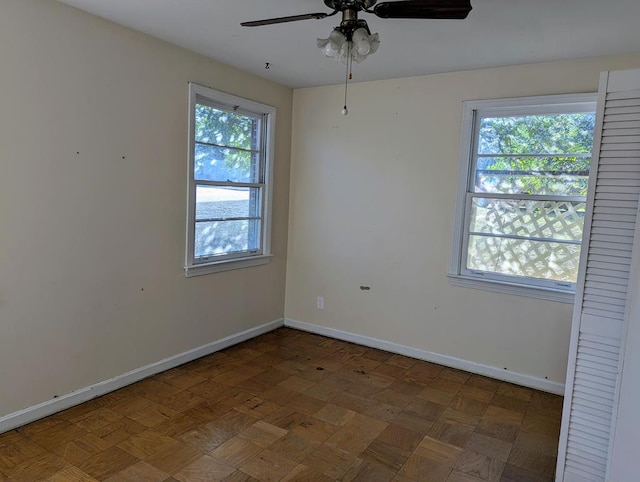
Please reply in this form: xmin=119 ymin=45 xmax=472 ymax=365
xmin=557 ymin=68 xmax=640 ymax=482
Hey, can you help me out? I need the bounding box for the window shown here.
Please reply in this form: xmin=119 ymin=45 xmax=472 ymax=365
xmin=185 ymin=83 xmax=275 ymax=277
xmin=449 ymin=94 xmax=597 ymax=302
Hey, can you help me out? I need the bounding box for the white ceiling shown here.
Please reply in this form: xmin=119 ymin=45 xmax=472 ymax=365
xmin=57 ymin=0 xmax=640 ymax=89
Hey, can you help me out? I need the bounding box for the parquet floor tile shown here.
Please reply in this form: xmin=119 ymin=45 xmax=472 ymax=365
xmin=0 ymin=328 xmax=563 ymax=480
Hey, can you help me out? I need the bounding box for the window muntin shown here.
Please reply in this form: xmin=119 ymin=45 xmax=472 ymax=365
xmin=452 ymin=95 xmax=597 ymax=295
xmin=186 ymin=84 xmax=274 ymax=275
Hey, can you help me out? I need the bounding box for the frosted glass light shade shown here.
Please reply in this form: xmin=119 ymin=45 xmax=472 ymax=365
xmin=353 ymin=28 xmax=371 ymax=56
xmin=317 ymin=30 xmax=346 ymax=59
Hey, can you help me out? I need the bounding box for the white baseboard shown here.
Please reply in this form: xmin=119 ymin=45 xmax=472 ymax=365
xmin=0 ymin=318 xmax=284 ymax=435
xmin=0 ymin=316 xmax=563 ymax=435
xmin=284 ymin=318 xmax=564 ymax=395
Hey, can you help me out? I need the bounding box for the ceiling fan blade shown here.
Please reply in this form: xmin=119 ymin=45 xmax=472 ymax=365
xmin=374 ymin=0 xmax=472 ymax=19
xmin=241 ymin=12 xmax=329 ymax=27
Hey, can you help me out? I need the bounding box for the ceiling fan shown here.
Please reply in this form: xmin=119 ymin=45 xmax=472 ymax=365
xmin=241 ymin=0 xmax=473 ymax=28
xmin=242 ymin=0 xmax=473 ymax=114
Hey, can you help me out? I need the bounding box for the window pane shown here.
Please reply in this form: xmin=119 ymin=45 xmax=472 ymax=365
xmin=195 ymin=219 xmax=261 ymax=259
xmin=195 ymin=103 xmax=258 ymax=151
xmin=467 ymin=235 xmax=581 ymax=282
xmin=196 ymin=185 xmax=260 ymax=220
xmin=194 ymin=143 xmax=259 ymax=183
xmin=470 ymin=198 xmax=585 ymax=242
xmin=478 ymin=113 xmax=596 ymax=155
xmin=475 ymin=156 xmax=589 ymax=196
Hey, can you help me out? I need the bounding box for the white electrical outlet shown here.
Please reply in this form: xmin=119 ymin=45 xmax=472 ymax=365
xmin=317 ymin=296 xmax=324 ymax=309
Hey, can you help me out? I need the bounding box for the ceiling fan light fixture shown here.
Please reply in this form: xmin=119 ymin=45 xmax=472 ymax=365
xmin=317 ymin=27 xmax=379 ymax=64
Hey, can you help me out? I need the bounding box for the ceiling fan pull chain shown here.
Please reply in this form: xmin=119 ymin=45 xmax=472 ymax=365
xmin=342 ymin=41 xmax=351 ymax=115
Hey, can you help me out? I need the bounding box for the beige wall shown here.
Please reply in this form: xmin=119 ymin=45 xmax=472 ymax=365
xmin=285 ymin=53 xmax=640 ymax=386
xmin=0 ymin=0 xmax=292 ymax=417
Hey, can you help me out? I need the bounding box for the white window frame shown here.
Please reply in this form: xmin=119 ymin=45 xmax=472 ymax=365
xmin=449 ymin=93 xmax=597 ymax=303
xmin=185 ymin=83 xmax=275 ymax=277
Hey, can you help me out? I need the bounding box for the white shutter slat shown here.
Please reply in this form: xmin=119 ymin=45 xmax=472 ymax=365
xmin=582 ymin=303 xmax=626 ymax=317
xmin=603 ymin=113 xmax=640 ymax=123
xmin=577 ymin=342 xmax=622 ymax=358
xmin=566 ymin=455 xmax=608 ymax=475
xmin=599 ymin=179 xmax=640 ymax=189
xmin=604 ymin=106 xmax=640 ymax=115
xmin=589 ymin=226 xmax=634 ymax=242
xmin=574 ymin=367 xmax=618 ymax=382
xmin=572 ymin=369 xmax=617 ymax=387
xmin=566 ymin=452 xmax=608 ymax=474
xmin=565 ymin=467 xmax=605 ymax=482
xmin=574 ymin=366 xmax=618 ymax=381
xmin=570 ymin=417 xmax=614 ymax=438
xmin=579 ymin=370 xmax=617 ymax=390
xmin=588 ymin=241 xmax=634 ymax=253
xmin=580 ymin=316 xmax=623 ymax=340
xmin=594 ymin=193 xmax=640 ymax=204
xmin=598 ymin=162 xmax=640 ymax=172
xmin=581 ymin=307 xmax=625 ymax=320
xmin=584 ymin=269 xmax=631 ymax=283
xmin=606 ymin=89 xmax=640 ymax=100
xmin=581 ymin=293 xmax=628 ymax=307
xmin=584 ymin=287 xmax=627 ymax=301
xmin=574 ymin=407 xmax=609 ymax=440
xmin=567 ymin=446 xmax=609 ymax=468
xmin=592 ymin=198 xmax=638 ymax=209
xmin=575 ymin=358 xmax=619 ymax=373
xmin=605 ymin=98 xmax=640 ymax=108
xmin=583 ymin=266 xmax=630 ymax=279
xmin=565 ymin=465 xmax=607 ymax=481
xmin=571 ymin=414 xmax=614 ymax=433
xmin=569 ymin=428 xmax=613 ymax=450
xmin=602 ymin=128 xmax=640 ymax=138
xmin=586 ymin=252 xmax=633 ymax=264
xmin=585 ymin=274 xmax=629 ymax=286
xmin=599 ymin=143 xmax=640 ymax=151
xmin=594 ymin=180 xmax=640 ymax=189
xmin=559 ymin=69 xmax=640 ymax=482
xmin=587 ymin=233 xmax=634 ymax=245
xmin=584 ymin=280 xmax=630 ymax=293
xmin=587 ymin=246 xmax=633 ymax=258
xmin=597 ymin=149 xmax=640 ymax=158
xmin=567 ymin=439 xmax=609 ymax=459
xmin=567 ymin=447 xmax=609 ymax=467
xmin=571 ymin=402 xmax=615 ymax=421
xmin=602 ymin=116 xmax=640 ymax=125
xmin=578 ymin=338 xmax=621 ymax=352
xmin=596 ymin=171 xmax=640 ymax=179
xmin=597 ymin=156 xmax=640 ymax=165
xmin=587 ymin=260 xmax=631 ymax=272
xmin=566 ymin=442 xmax=608 ymax=463
xmin=573 ymin=383 xmax=615 ymax=403
xmin=602 ymin=135 xmax=638 ymax=144
xmin=576 ymin=346 xmax=620 ymax=362
xmin=570 ymin=425 xmax=611 ymax=445
xmin=592 ymin=213 xmax=638 ymax=224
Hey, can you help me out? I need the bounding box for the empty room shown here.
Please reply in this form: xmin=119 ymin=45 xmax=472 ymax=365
xmin=1 ymin=0 xmax=640 ymax=480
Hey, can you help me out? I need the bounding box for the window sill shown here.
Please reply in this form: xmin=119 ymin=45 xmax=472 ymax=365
xmin=447 ymin=274 xmax=575 ymax=303
xmin=185 ymin=254 xmax=273 ymax=278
